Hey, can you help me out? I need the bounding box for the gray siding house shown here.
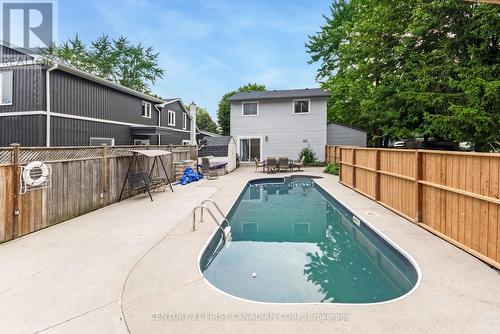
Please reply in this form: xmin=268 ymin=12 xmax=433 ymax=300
xmin=327 ymin=122 xmax=368 ymax=147
xmin=229 ymin=88 xmax=330 ymax=162
xmin=0 ymin=45 xmax=194 ymax=147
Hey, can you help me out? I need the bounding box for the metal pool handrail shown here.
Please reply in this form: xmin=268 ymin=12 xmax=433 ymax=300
xmin=192 ymin=205 xmax=228 ymax=236
xmin=201 ymin=199 xmax=230 ymax=226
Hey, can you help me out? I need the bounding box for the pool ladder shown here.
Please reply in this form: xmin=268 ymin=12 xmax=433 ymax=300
xmin=192 ymin=199 xmax=231 ymax=239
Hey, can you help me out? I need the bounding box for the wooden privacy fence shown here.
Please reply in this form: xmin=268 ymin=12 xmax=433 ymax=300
xmin=0 ymin=144 xmax=197 ymax=243
xmin=326 ymin=145 xmax=500 ymax=269
xmin=325 ymin=145 xmax=341 ymax=164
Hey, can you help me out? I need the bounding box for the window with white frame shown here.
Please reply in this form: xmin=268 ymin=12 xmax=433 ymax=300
xmin=134 ymin=139 xmax=150 ymax=146
xmin=182 ymin=113 xmax=187 ymax=130
xmin=242 ymin=102 xmax=258 ymax=116
xmin=90 ymin=137 xmax=114 ymax=146
xmin=293 ymin=99 xmax=310 ymax=114
xmin=0 ymin=71 xmax=13 ymax=105
xmin=168 ymin=110 xmax=176 ymax=126
xmin=141 ymin=101 xmax=151 ymax=118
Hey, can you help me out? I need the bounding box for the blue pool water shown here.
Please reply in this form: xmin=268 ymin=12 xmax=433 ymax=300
xmin=200 ymin=176 xmax=419 ymax=304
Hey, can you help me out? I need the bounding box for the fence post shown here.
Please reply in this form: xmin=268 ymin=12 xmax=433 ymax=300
xmin=101 ymin=144 xmax=109 ymax=206
xmin=414 ymin=150 xmax=422 ymax=223
xmin=191 ymin=145 xmax=197 ymax=161
xmin=375 ymin=148 xmax=380 ymax=201
xmin=339 ymin=148 xmax=343 ymax=181
xmin=352 ymin=148 xmax=356 ymax=188
xmin=169 ymin=145 xmax=174 ymax=178
xmin=11 ymin=143 xmax=20 ymax=238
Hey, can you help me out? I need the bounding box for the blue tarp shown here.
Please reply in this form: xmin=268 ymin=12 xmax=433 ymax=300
xmin=180 ymin=167 xmax=203 ymax=185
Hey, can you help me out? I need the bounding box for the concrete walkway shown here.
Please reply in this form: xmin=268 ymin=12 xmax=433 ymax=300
xmin=0 ymin=180 xmax=218 ymax=333
xmin=1 ymin=167 xmax=499 ymax=334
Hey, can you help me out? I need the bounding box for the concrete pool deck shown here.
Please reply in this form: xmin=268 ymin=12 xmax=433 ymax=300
xmin=121 ymin=168 xmax=500 ymax=334
xmin=0 ymin=167 xmax=499 ymax=333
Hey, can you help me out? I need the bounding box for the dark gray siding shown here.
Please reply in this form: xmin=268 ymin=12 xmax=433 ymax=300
xmin=49 ymin=117 xmax=162 ymax=146
xmin=0 ymin=115 xmax=45 ymax=146
xmin=0 ymin=65 xmax=44 ymax=113
xmin=50 ymin=70 xmax=159 ymax=126
xmin=0 ymin=56 xmax=191 ymax=147
xmin=0 ymin=45 xmax=34 ymax=63
xmin=160 ymin=101 xmax=191 ymax=131
xmin=159 ymin=131 xmax=190 ymax=145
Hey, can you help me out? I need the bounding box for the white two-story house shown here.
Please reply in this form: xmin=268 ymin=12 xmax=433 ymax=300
xmin=229 ymin=88 xmax=330 ymax=162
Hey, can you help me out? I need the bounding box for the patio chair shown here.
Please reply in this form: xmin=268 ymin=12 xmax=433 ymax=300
xmin=254 ymin=157 xmax=265 ymax=172
xmin=201 ymin=157 xmax=218 ymax=180
xmin=266 ymin=157 xmax=278 ymax=173
xmin=278 ymin=157 xmax=289 ymax=173
xmin=292 ymin=156 xmax=305 ymax=171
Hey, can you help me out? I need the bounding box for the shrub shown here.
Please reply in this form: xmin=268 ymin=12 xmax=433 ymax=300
xmin=298 ymin=145 xmax=317 ymax=164
xmin=324 ymin=162 xmax=339 ymax=175
xmin=305 ymin=161 xmax=327 ymax=167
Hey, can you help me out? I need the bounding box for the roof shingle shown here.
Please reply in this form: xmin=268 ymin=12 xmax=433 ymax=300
xmin=228 ymin=88 xmax=330 ymax=101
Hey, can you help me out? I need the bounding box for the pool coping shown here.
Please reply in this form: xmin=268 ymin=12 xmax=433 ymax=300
xmin=196 ymin=175 xmax=422 ymax=306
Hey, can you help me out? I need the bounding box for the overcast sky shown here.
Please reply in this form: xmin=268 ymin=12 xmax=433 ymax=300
xmin=59 ymin=0 xmax=329 ymax=117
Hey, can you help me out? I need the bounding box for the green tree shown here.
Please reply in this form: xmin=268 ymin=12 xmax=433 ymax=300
xmin=196 ymin=107 xmax=218 ymax=133
xmin=307 ymin=0 xmax=499 ymax=151
xmin=216 ymin=83 xmax=266 ymax=135
xmin=43 ymin=34 xmax=164 ymax=94
xmin=396 ymin=1 xmax=500 ymax=150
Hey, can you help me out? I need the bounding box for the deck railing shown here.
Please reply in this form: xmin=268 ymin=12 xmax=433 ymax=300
xmin=326 ymin=145 xmax=500 ymax=269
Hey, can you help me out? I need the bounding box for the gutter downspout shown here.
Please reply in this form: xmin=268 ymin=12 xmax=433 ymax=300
xmin=45 ymin=63 xmax=58 ymax=147
xmin=154 ymin=103 xmax=164 ymax=145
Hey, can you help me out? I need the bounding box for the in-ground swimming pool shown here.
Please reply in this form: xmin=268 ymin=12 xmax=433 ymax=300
xmin=200 ymin=176 xmax=420 ymax=304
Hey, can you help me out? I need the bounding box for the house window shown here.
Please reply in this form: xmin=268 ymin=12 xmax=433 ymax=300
xmin=90 ymin=137 xmax=114 ymax=146
xmin=168 ymin=110 xmax=176 ymax=126
xmin=142 ymin=101 xmax=151 ymax=118
xmin=293 ymin=99 xmax=310 ymax=114
xmin=242 ymin=102 xmax=258 ymax=116
xmin=134 ymin=139 xmax=150 ymax=146
xmin=182 ymin=113 xmax=187 ymax=130
xmin=0 ymin=71 xmax=13 ymax=105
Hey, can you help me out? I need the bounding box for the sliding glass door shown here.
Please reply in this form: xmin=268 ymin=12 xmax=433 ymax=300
xmin=240 ymin=138 xmax=261 ymax=162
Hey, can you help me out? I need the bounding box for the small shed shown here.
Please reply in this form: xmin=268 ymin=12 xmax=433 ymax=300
xmin=199 ymin=136 xmax=237 ymax=172
xmin=327 ymin=122 xmax=368 ymax=147
xmin=196 ymin=129 xmax=221 ymax=143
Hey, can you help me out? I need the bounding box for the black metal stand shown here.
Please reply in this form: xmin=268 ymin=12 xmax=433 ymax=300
xmin=148 ymin=155 xmax=174 ymax=192
xmin=118 ymin=152 xmax=173 ymax=202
